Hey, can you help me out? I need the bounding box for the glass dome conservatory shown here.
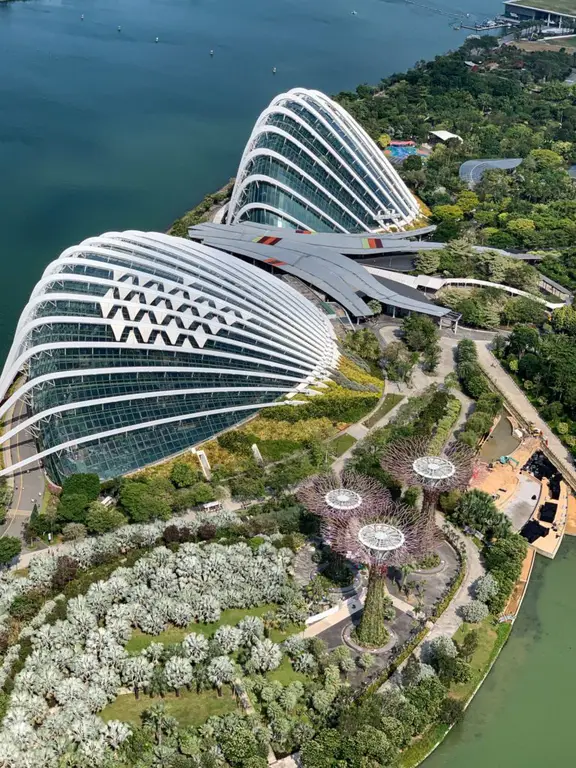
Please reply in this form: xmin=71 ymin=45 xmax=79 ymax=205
xmin=227 ymin=88 xmax=421 ymax=233
xmin=0 ymin=231 xmax=337 ymax=482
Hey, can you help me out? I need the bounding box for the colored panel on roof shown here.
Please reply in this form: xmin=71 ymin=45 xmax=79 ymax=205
xmin=295 ymin=229 xmax=315 ymax=234
xmin=253 ymin=235 xmax=282 ymax=245
xmin=362 ymin=237 xmax=383 ymax=249
xmin=263 ymin=258 xmax=287 ymax=266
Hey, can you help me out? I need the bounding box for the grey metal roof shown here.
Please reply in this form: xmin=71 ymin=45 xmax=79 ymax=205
xmin=189 ymin=223 xmax=451 ymax=319
xmin=459 ymin=158 xmax=522 ymax=187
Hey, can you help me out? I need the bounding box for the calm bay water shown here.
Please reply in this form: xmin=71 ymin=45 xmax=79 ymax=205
xmin=425 ymin=537 xmax=576 ymax=767
xmin=0 ymin=0 xmax=500 ymax=359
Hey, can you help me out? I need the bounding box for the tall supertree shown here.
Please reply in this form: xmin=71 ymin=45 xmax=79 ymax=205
xmin=380 ymin=437 xmax=475 ymax=545
xmin=298 ymin=470 xmax=391 ymax=520
xmin=324 ymin=501 xmax=428 ymax=647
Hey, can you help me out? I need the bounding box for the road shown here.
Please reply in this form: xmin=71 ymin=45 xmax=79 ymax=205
xmin=0 ymin=398 xmax=45 ymax=540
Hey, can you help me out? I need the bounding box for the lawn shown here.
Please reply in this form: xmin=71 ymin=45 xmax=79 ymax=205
xmin=266 ymin=656 xmax=309 ymax=685
xmin=450 ymin=617 xmax=510 ymax=701
xmin=363 ymin=394 xmax=404 ymax=428
xmin=125 ymin=604 xmax=276 ymax=653
xmin=101 ymin=687 xmax=237 ymax=727
xmin=330 ymin=433 xmax=357 ymax=456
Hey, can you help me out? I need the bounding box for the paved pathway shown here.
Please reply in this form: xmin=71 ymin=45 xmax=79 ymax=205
xmin=423 ymin=515 xmax=484 ymax=649
xmin=475 ymin=342 xmax=576 ymax=489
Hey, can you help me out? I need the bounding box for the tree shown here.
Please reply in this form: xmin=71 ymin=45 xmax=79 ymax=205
xmin=401 ymin=314 xmax=439 ymax=352
xmin=460 ymin=600 xmax=489 ymax=623
xmin=0 ymin=537 xmax=21 ymax=567
xmin=120 ymin=479 xmax=173 ymax=522
xmin=164 ymin=656 xmax=194 ymax=696
xmin=458 ymin=628 xmax=480 ymax=661
xmin=367 ymin=299 xmax=382 ymax=315
xmin=170 ymin=461 xmax=200 ymax=488
xmin=249 ymin=639 xmax=282 ymax=672
xmin=61 ymin=473 xmax=100 ymax=501
xmin=433 ymin=204 xmax=464 ymax=223
xmin=439 ymin=697 xmax=465 ymax=724
xmin=474 ymin=573 xmax=499 ymax=603
xmin=56 ymin=493 xmax=91 ymax=524
xmin=456 ymin=190 xmax=479 ymax=214
xmin=121 ymin=657 xmax=154 ymax=699
xmin=85 ymin=501 xmax=127 ymax=534
xmin=52 ymin=555 xmax=78 ymax=590
xmin=207 ymin=656 xmax=236 ymax=696
xmin=141 ymin=703 xmax=178 ymax=745
xmin=402 ymin=654 xmax=422 ymax=688
xmin=414 ymin=249 xmax=441 ymax=275
xmin=343 ymin=329 xmax=381 ymax=363
xmin=229 ymin=475 xmax=265 ymax=501
xmin=422 ymin=343 xmax=441 ymax=374
xmin=377 ymin=133 xmax=391 ymax=148
xmin=62 ymin=522 xmax=87 ymax=541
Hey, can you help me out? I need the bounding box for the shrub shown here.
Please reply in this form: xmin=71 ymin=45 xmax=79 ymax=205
xmin=0 ymin=537 xmax=21 ymax=567
xmin=460 ymin=600 xmax=489 ymax=623
xmin=62 ymin=522 xmax=87 ymax=541
xmin=439 ymin=697 xmax=465 ymax=724
xmin=85 ymin=502 xmax=127 ymax=534
xmin=473 ymin=573 xmax=499 ymax=603
xmin=9 ymin=591 xmax=45 ymax=621
xmin=52 ymin=556 xmax=79 ymax=590
xmin=61 ymin=473 xmax=100 ymax=501
xmin=169 ymin=461 xmax=200 ymax=488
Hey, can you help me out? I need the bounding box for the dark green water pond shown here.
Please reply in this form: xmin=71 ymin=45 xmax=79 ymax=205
xmin=424 ymin=536 xmax=576 ymax=767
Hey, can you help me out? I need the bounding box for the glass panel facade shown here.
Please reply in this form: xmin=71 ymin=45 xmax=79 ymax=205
xmin=229 ymin=87 xmax=420 ymax=233
xmin=1 ymin=231 xmax=336 ymax=482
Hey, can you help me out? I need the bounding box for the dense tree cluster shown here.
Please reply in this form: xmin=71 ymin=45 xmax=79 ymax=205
xmin=336 ymin=41 xmax=576 ymax=252
xmin=496 ymin=323 xmax=576 ymax=450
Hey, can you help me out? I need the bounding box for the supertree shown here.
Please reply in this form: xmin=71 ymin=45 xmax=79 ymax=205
xmin=380 ymin=437 xmax=475 ymax=545
xmin=323 ymin=501 xmax=428 ymax=647
xmin=297 ymin=470 xmax=391 ymax=520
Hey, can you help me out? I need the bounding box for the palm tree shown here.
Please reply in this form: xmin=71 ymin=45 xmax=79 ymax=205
xmin=237 ymin=615 xmax=264 ymax=646
xmin=164 ymin=656 xmax=193 ymax=697
xmin=213 ymin=625 xmax=242 ymax=654
xmin=121 ymin=657 xmax=154 ymax=699
xmin=249 ymin=639 xmax=282 ymax=673
xmin=104 ymin=720 xmax=132 ymax=750
xmin=141 ymin=702 xmax=178 ymax=746
xmin=207 ymin=656 xmax=236 ymax=696
xmin=182 ymin=632 xmax=209 ymax=663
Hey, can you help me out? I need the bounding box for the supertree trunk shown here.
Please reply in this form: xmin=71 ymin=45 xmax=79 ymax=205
xmin=421 ymin=489 xmax=439 ymax=548
xmin=357 ymin=568 xmax=390 ymax=648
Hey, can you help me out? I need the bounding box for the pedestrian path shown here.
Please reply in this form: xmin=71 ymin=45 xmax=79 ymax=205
xmin=476 ymin=342 xmax=576 ymax=490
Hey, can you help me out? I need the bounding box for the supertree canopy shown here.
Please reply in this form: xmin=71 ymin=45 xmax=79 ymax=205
xmin=380 ymin=437 xmax=475 ymax=542
xmin=297 ymin=470 xmax=391 ymax=520
xmin=322 ymin=498 xmax=430 ymax=648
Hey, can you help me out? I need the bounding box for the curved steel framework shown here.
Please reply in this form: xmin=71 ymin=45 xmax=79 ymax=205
xmin=0 ymin=231 xmax=338 ymax=482
xmin=323 ymin=500 xmax=428 ymax=571
xmin=297 ymin=470 xmax=391 ymax=520
xmin=381 ymin=437 xmax=475 ymax=542
xmin=227 ymin=88 xmax=421 ymax=233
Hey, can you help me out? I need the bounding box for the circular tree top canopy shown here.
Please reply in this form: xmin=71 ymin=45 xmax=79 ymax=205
xmin=325 ymin=488 xmax=363 ymax=510
xmin=413 ymin=456 xmax=456 ymax=482
xmin=358 ymin=523 xmax=405 ymax=552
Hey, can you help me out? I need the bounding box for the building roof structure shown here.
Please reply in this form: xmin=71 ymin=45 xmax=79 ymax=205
xmin=188 ymin=222 xmax=452 ymax=320
xmin=0 ymin=231 xmax=338 ymax=482
xmin=226 ymin=88 xmax=422 ymax=234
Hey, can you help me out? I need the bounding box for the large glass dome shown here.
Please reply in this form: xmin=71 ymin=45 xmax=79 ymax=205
xmin=0 ymin=231 xmax=338 ymax=482
xmin=227 ymin=88 xmax=422 ymax=233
